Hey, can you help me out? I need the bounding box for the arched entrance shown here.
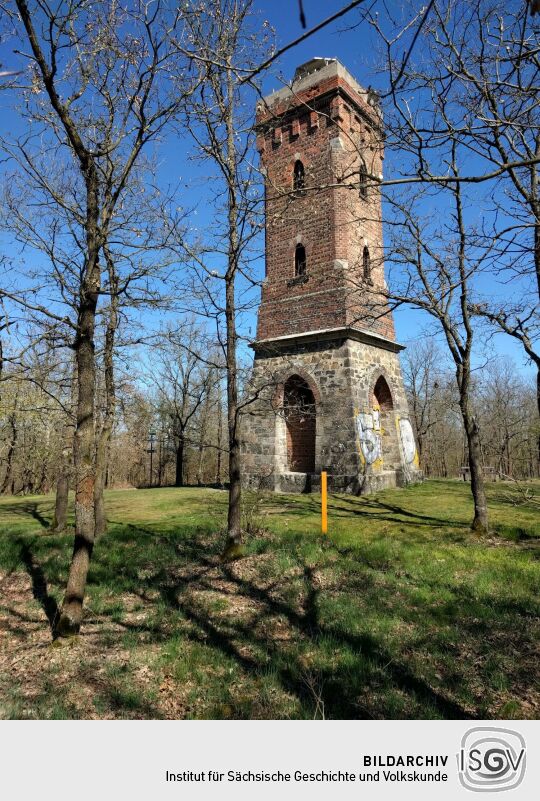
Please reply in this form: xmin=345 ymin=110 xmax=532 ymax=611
xmin=284 ymin=375 xmax=316 ymax=472
xmin=372 ymin=375 xmax=399 ymax=468
xmin=373 ymin=375 xmax=393 ymax=413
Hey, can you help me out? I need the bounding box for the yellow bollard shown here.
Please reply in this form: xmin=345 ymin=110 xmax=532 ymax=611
xmin=321 ymin=471 xmax=328 ymax=535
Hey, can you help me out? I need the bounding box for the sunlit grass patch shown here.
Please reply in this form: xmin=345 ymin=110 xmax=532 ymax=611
xmin=0 ymin=480 xmax=538 ymax=719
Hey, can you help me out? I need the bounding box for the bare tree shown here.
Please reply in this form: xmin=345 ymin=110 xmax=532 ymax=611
xmin=377 ymin=0 xmax=540 ymax=466
xmin=401 ymin=338 xmax=447 ymax=467
xmin=403 ymin=348 xmax=538 ymax=480
xmin=152 ymin=323 xmax=213 ymax=488
xmin=2 ymin=0 xmax=194 ymax=635
xmin=477 ymin=360 xmax=537 ymax=479
xmin=355 ymin=0 xmax=540 ymax=528
xmin=0 ymin=382 xmax=20 ymax=494
xmin=0 ymin=343 xmax=69 ymax=495
xmin=371 ymin=0 xmax=540 ymax=466
xmin=175 ymin=0 xmax=271 ymax=556
xmin=381 ymin=176 xmax=490 ymax=530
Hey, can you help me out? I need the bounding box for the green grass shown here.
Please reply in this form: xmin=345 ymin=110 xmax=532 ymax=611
xmin=0 ymin=480 xmax=538 ymax=720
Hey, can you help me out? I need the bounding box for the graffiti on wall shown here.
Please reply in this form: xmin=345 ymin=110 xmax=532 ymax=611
xmin=355 ymin=411 xmax=382 ymax=465
xmin=398 ymin=418 xmax=417 ymax=464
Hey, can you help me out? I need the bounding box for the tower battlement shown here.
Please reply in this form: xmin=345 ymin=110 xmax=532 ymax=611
xmin=257 ymin=57 xmax=381 ymax=128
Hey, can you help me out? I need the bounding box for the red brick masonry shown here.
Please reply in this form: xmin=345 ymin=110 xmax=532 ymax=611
xmin=256 ymin=61 xmax=396 ymax=343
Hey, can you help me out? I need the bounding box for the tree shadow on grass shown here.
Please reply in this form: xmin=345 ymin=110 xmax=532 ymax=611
xmin=17 ymin=539 xmax=59 ymax=631
xmin=80 ymin=668 xmax=164 ymax=720
xmin=8 ymin=520 xmax=535 ymax=720
xmin=334 ymin=495 xmax=467 ymax=529
xmin=0 ymin=603 xmax=52 ymax=639
xmin=171 ymin=586 xmax=472 ymax=719
xmin=221 ymin=560 xmax=473 ymax=718
xmin=0 ymin=501 xmax=52 ymax=529
xmin=266 ymin=493 xmax=467 ymax=530
xmin=102 ymin=528 xmax=476 ymax=719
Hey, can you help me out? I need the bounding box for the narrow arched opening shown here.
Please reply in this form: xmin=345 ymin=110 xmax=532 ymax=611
xmin=284 ymin=375 xmax=316 ymax=472
xmin=295 ymin=243 xmax=307 ymax=276
xmin=293 ymin=159 xmax=306 ymax=195
xmin=359 ymin=163 xmax=368 ymax=200
xmin=363 ymin=245 xmax=371 ymax=282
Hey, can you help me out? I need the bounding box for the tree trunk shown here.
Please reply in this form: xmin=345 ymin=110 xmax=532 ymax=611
xmin=56 ymin=298 xmax=98 ymax=634
xmin=94 ymin=448 xmax=108 ymax=537
xmin=224 ymin=275 xmax=242 ymax=552
xmin=222 ymin=65 xmax=242 ymax=558
xmin=196 ymin=438 xmax=205 ymax=486
xmin=1 ymin=411 xmax=18 ymax=495
xmin=504 ymin=424 xmax=511 ymax=477
xmin=536 ymin=366 xmax=540 ymax=476
xmin=454 ymin=157 xmax=489 ymax=533
xmin=94 ymin=251 xmax=118 ymax=539
xmin=462 ymin=404 xmax=489 ymax=533
xmin=52 ymin=473 xmax=69 ymax=532
xmin=52 ymin=362 xmax=77 ymax=532
xmin=532 ymin=207 xmax=540 ymax=471
xmin=157 ymin=438 xmax=163 ymax=488
xmin=216 ymin=398 xmax=223 ymax=487
xmin=416 ymin=433 xmax=424 ymax=468
xmin=175 ymin=434 xmax=185 ymax=487
xmin=94 ymin=406 xmax=113 ymax=538
xmin=56 ymin=186 xmax=100 ymax=636
xmin=225 ymin=432 xmax=242 ymax=551
xmin=196 ymin=384 xmax=211 ymax=486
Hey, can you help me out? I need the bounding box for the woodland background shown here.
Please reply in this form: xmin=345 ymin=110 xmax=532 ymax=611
xmin=0 ymin=340 xmax=537 ymax=497
xmin=0 ymin=0 xmax=538 ymax=636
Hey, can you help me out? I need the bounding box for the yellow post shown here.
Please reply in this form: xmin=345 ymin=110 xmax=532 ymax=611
xmin=321 ymin=471 xmax=328 ymax=535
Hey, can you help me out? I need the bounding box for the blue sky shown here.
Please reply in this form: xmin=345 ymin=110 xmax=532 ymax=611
xmin=0 ymin=0 xmax=535 ymax=380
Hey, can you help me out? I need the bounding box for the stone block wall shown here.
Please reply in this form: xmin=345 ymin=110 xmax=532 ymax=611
xmin=241 ymin=334 xmax=421 ymax=493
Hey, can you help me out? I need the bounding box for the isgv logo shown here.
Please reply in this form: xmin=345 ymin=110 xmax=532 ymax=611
xmin=458 ymin=727 xmax=526 ymax=792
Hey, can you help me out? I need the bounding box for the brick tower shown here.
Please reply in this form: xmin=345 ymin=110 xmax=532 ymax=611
xmin=242 ymin=59 xmax=421 ymax=493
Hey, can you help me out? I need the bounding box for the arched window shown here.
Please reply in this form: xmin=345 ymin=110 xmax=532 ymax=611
xmin=359 ymin=164 xmax=368 ymax=200
xmin=295 ymin=243 xmax=306 ymax=276
xmin=363 ymin=246 xmax=371 ymax=282
xmin=284 ymin=375 xmax=316 ymax=473
xmin=293 ymin=160 xmax=305 ymax=195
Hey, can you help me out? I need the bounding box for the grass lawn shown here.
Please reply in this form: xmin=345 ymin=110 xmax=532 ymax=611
xmin=0 ymin=479 xmax=538 ymax=720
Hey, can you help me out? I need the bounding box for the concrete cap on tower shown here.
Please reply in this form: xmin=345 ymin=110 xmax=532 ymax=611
xmin=293 ymin=58 xmax=337 ymax=82
xmin=262 ymin=58 xmax=381 ymax=121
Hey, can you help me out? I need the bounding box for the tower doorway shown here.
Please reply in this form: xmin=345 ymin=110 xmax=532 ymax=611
xmin=284 ymin=375 xmax=316 ymax=472
xmin=373 ymin=375 xmax=393 ymax=413
xmin=372 ymin=375 xmax=399 ymax=467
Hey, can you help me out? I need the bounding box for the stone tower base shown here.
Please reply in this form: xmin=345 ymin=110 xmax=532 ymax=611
xmin=241 ymin=328 xmax=422 ymax=494
xmin=252 ymin=467 xmax=410 ymax=495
